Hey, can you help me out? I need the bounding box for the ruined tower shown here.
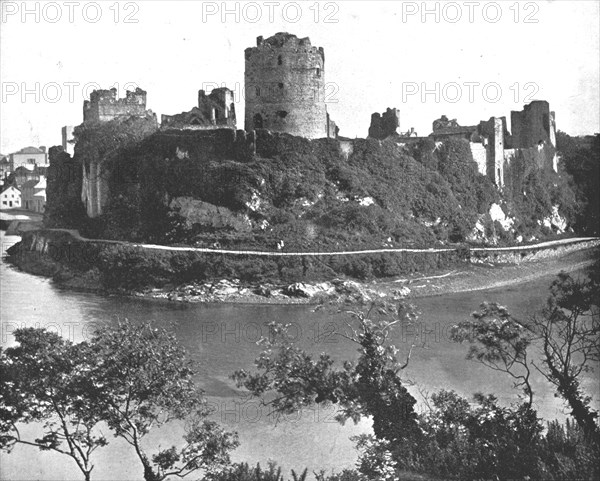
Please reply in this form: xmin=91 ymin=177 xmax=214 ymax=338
xmin=244 ymin=32 xmax=329 ymax=139
xmin=368 ymin=108 xmax=401 ymax=139
xmin=510 ymin=100 xmax=556 ymax=149
xmin=83 ymin=87 xmax=148 ymax=123
xmin=161 ymin=88 xmax=236 ymax=130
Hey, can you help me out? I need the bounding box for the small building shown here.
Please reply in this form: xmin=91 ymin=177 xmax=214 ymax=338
xmin=9 ymin=146 xmax=48 ymax=171
xmin=0 ymin=185 xmax=21 ymax=209
xmin=0 ymin=155 xmax=13 ymax=179
xmin=11 ymin=166 xmax=44 ymax=189
xmin=21 ymin=176 xmax=47 ymax=213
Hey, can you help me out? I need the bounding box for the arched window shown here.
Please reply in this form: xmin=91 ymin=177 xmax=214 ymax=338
xmin=278 ymin=55 xmax=282 ymax=65
xmin=253 ymin=113 xmax=263 ymax=129
xmin=316 ymin=67 xmax=321 ymax=77
xmin=255 ymin=86 xmax=261 ymax=97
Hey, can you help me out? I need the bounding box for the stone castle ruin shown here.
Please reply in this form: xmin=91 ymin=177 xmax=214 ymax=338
xmin=368 ymin=108 xmax=401 ymax=140
xmin=83 ymin=87 xmax=151 ymax=123
xmin=244 ymin=32 xmax=337 ymax=139
xmin=369 ymin=100 xmax=558 ymax=187
xmin=161 ymin=88 xmax=236 ymax=130
xmin=77 ymin=32 xmax=559 ymax=217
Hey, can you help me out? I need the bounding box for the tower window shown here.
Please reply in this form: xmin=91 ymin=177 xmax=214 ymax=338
xmin=278 ymin=83 xmax=283 ymax=89
xmin=316 ymin=67 xmax=321 ymax=77
xmin=278 ymin=55 xmax=282 ymax=65
xmin=255 ymin=86 xmax=261 ymax=97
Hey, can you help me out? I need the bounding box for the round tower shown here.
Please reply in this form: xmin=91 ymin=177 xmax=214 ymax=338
xmin=244 ymin=32 xmax=327 ymax=139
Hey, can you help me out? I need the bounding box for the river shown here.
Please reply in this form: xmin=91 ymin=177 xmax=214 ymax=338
xmin=1 ymin=232 xmax=598 ymax=480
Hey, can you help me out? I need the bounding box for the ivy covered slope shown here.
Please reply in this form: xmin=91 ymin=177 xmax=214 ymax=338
xmin=51 ymin=120 xmax=585 ymax=251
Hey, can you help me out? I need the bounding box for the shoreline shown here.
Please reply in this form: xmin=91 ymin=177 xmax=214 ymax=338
xmin=4 ymin=234 xmax=597 ymax=305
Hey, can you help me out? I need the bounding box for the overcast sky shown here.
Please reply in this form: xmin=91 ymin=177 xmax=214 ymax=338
xmin=1 ymin=0 xmax=598 ymax=154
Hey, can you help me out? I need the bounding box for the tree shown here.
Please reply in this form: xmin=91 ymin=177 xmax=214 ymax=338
xmin=449 ymin=302 xmax=535 ymax=406
xmin=0 ymin=329 xmax=107 ymax=481
xmin=1 ymin=322 xmax=239 ymax=481
xmin=451 ymin=267 xmax=600 ymax=442
xmin=232 ymin=302 xmax=423 ymax=446
xmin=85 ymin=320 xmax=239 ymax=481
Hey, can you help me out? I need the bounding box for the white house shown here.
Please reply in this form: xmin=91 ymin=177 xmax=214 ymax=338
xmin=9 ymin=146 xmax=48 ymax=171
xmin=0 ymin=185 xmax=21 ymax=209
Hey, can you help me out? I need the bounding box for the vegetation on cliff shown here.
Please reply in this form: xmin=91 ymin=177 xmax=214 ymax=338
xmin=47 ymin=121 xmax=587 ymax=251
xmin=34 ymin=122 xmax=595 ymax=287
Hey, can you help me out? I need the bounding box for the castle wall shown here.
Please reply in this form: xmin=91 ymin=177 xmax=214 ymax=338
xmin=244 ymin=33 xmax=328 ymax=139
xmin=491 ymin=117 xmax=505 ymax=186
xmin=84 ymin=88 xmax=148 ymax=123
xmin=469 ymin=142 xmax=487 ymax=175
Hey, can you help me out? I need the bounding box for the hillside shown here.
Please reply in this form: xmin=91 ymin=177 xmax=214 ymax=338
xmin=47 ymin=121 xmax=581 ymax=252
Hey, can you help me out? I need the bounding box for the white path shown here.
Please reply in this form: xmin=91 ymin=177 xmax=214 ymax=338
xmin=49 ymin=229 xmax=599 ymax=257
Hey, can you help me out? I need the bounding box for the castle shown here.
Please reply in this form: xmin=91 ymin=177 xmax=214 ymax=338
xmin=368 ymin=100 xmax=558 ymax=187
xmin=77 ymin=32 xmax=558 ymax=217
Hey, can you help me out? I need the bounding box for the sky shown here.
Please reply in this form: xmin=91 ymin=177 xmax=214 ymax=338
xmin=1 ymin=0 xmax=599 ymax=155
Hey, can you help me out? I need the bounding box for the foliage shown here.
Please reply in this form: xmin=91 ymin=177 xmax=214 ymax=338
xmin=232 ymin=265 xmax=600 ymax=479
xmin=211 ymin=462 xmax=364 ymax=481
xmin=0 ymin=322 xmax=238 ymax=481
xmin=0 ymin=329 xmax=107 ymax=481
xmin=450 ymin=302 xmax=534 ymax=405
xmin=557 ymin=132 xmax=600 ymax=235
xmin=394 ymin=391 xmax=546 ymax=480
xmin=451 ymin=266 xmax=600 ymax=442
xmin=232 ymin=302 xmax=422 ymax=445
xmin=85 ymin=320 xmax=239 ymax=481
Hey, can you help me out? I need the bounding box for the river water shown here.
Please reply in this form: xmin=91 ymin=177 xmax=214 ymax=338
xmin=1 ymin=233 xmax=597 ymax=480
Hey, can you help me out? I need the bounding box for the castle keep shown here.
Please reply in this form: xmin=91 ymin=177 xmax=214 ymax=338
xmin=244 ymin=32 xmax=336 ymax=139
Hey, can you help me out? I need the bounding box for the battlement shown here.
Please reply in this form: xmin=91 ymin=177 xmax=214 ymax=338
xmin=83 ymin=87 xmax=148 ymax=123
xmin=247 ymin=32 xmax=324 ymax=62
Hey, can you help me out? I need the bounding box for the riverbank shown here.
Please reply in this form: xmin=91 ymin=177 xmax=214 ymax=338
xmin=133 ymin=247 xmax=598 ymax=304
xmin=4 ymin=230 xmax=597 ymax=305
